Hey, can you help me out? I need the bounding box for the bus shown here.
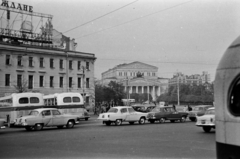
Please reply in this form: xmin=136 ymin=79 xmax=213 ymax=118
xmin=215 ymin=36 xmax=240 ymax=158
xmin=0 ymin=92 xmax=44 ymax=126
xmin=43 ymin=92 xmax=90 ymax=120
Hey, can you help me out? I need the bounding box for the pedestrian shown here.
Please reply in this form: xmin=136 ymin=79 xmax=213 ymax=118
xmin=183 ymin=105 xmax=188 ymax=112
xmin=173 ymin=104 xmax=176 ymax=111
xmin=187 ymin=104 xmax=192 ymax=111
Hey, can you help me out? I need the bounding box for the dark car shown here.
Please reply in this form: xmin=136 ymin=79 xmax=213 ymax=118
xmin=188 ymin=105 xmax=213 ymax=122
xmin=132 ymin=105 xmax=156 ymax=113
xmin=147 ymin=106 xmax=188 ymax=123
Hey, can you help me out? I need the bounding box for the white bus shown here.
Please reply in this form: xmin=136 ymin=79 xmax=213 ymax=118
xmin=43 ymin=92 xmax=90 ymax=120
xmin=215 ymin=36 xmax=240 ymax=158
xmin=0 ymin=93 xmax=44 ymax=126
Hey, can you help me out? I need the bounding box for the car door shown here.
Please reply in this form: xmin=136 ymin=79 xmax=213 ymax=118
xmin=166 ymin=108 xmax=179 ymax=119
xmin=41 ymin=110 xmax=52 ymax=126
xmin=52 ymin=110 xmax=65 ymax=126
xmin=119 ymin=108 xmax=128 ymax=121
xmin=126 ymin=108 xmax=139 ymax=121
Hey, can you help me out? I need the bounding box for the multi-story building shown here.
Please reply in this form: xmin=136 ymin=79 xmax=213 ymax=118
xmin=0 ymin=43 xmax=96 ymax=108
xmin=101 ymin=61 xmax=168 ymax=101
xmin=169 ymin=71 xmax=211 ymax=86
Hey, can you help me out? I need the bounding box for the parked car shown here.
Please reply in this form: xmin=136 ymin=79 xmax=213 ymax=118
xmin=97 ymin=106 xmax=148 ymax=126
xmin=0 ymin=118 xmax=6 ymax=129
xmin=132 ymin=104 xmax=156 ymax=113
xmin=188 ymin=105 xmax=213 ymax=122
xmin=147 ymin=106 xmax=188 ymax=123
xmin=14 ymin=108 xmax=79 ymax=131
xmin=196 ymin=107 xmax=215 ymax=133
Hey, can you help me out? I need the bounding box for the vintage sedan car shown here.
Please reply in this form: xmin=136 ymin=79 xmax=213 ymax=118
xmin=98 ymin=106 xmax=148 ymax=126
xmin=68 ymin=109 xmax=90 ymax=121
xmin=196 ymin=107 xmax=215 ymax=133
xmin=147 ymin=106 xmax=188 ymax=123
xmin=14 ymin=108 xmax=79 ymax=131
xmin=132 ymin=104 xmax=156 ymax=113
xmin=188 ymin=105 xmax=213 ymax=122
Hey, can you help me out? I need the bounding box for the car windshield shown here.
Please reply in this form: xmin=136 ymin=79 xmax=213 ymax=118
xmin=29 ymin=111 xmax=39 ymax=116
xmin=108 ymin=108 xmax=118 ymax=113
xmin=205 ymin=109 xmax=215 ymax=115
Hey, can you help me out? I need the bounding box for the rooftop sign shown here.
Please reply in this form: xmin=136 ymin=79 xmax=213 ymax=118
xmin=1 ymin=0 xmax=33 ymax=12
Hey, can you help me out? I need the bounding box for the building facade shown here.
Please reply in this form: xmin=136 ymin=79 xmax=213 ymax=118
xmin=101 ymin=61 xmax=168 ymax=101
xmin=169 ymin=71 xmax=211 ymax=86
xmin=0 ymin=43 xmax=96 ymax=109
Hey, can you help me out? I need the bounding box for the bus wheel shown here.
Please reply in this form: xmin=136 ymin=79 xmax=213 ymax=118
xmin=34 ymin=124 xmax=43 ymax=131
xmin=203 ymin=127 xmax=211 ymax=133
xmin=25 ymin=126 xmax=34 ymax=131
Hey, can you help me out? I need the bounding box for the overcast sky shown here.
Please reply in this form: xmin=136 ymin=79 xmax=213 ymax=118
xmin=9 ymin=0 xmax=240 ymax=81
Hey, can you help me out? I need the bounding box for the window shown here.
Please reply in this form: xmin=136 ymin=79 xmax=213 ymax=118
xmin=52 ymin=110 xmax=61 ymax=115
xmin=40 ymin=57 xmax=44 ymax=67
xmin=50 ymin=58 xmax=54 ymax=68
xmin=19 ymin=97 xmax=29 ymax=104
xmin=128 ymin=108 xmax=135 ymax=113
xmin=124 ymin=72 xmax=127 ymax=76
xmin=28 ymin=75 xmax=33 ymax=89
xmin=6 ymin=55 xmax=10 ymax=65
xmin=63 ymin=97 xmax=71 ymax=103
xmin=229 ymin=75 xmax=240 ymax=116
xmin=69 ymin=60 xmax=73 ymax=70
xmin=78 ymin=77 xmax=81 ymax=88
xmin=121 ymin=108 xmax=127 ymax=113
xmin=30 ymin=97 xmax=39 ymax=103
xmin=42 ymin=110 xmax=51 ymax=116
xmin=5 ymin=74 xmax=10 ymax=86
xmin=69 ymin=77 xmax=72 ymax=88
xmin=86 ymin=96 xmax=89 ymax=104
xmin=39 ymin=76 xmax=44 ymax=87
xmin=17 ymin=74 xmax=22 ymax=87
xmin=147 ymin=72 xmax=150 ymax=76
xmin=152 ymin=72 xmax=155 ymax=76
xmin=73 ymin=97 xmax=80 ymax=102
xmin=59 ymin=77 xmax=63 ymax=88
xmin=29 ymin=57 xmax=33 ymax=67
xmin=60 ymin=59 xmax=63 ymax=69
xmin=86 ymin=78 xmax=89 ymax=88
xmin=50 ymin=76 xmax=54 ymax=87
xmin=78 ymin=61 xmax=81 ymax=70
xmin=17 ymin=56 xmax=22 ymax=66
xmin=86 ymin=62 xmax=89 ymax=70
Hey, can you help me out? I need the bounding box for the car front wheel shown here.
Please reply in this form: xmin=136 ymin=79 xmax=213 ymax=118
xmin=138 ymin=117 xmax=145 ymax=125
xmin=115 ymin=119 xmax=122 ymax=126
xmin=66 ymin=120 xmax=75 ymax=128
xmin=203 ymin=126 xmax=211 ymax=133
xmin=180 ymin=116 xmax=186 ymax=122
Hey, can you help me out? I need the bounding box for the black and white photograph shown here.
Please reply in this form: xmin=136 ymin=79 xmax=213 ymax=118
xmin=0 ymin=0 xmax=240 ymax=158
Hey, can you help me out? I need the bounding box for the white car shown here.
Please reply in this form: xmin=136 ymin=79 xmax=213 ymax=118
xmin=15 ymin=108 xmax=80 ymax=131
xmin=196 ymin=107 xmax=215 ymax=133
xmin=98 ymin=106 xmax=148 ymax=126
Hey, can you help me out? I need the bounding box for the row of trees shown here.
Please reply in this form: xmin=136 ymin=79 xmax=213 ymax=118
xmin=156 ymin=83 xmax=214 ymax=105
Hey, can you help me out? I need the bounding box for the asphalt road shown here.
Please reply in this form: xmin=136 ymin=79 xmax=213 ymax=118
xmin=0 ymin=115 xmax=216 ymax=159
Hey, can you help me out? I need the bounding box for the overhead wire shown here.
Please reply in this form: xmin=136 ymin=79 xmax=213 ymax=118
xmin=75 ymin=0 xmax=194 ymax=39
xmin=53 ymin=0 xmax=139 ymax=38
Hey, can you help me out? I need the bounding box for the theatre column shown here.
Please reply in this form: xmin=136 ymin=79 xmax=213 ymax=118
xmin=142 ymin=86 xmax=144 ymax=93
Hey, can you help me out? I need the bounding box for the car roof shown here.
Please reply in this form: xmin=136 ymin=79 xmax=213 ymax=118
xmin=112 ymin=106 xmax=132 ymax=109
xmin=207 ymin=107 xmax=215 ymax=110
xmin=32 ymin=108 xmax=58 ymax=111
xmin=194 ymin=105 xmax=213 ymax=108
xmin=132 ymin=105 xmax=155 ymax=107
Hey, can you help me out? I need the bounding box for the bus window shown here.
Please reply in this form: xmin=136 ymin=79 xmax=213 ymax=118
xmin=229 ymin=76 xmax=240 ymax=116
xmin=30 ymin=97 xmax=39 ymax=104
xmin=73 ymin=97 xmax=80 ymax=102
xmin=63 ymin=97 xmax=71 ymax=103
xmin=19 ymin=97 xmax=29 ymax=104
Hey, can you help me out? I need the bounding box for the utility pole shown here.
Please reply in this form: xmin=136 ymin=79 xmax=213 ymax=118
xmin=177 ymin=75 xmax=180 ymax=106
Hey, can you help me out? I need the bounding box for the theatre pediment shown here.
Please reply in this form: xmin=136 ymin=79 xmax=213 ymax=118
xmin=118 ymin=61 xmax=157 ymax=70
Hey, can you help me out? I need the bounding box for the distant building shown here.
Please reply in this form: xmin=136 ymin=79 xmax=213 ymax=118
xmin=101 ymin=61 xmax=168 ymax=101
xmin=0 ymin=43 xmax=96 ymax=108
xmin=169 ymin=71 xmax=211 ymax=86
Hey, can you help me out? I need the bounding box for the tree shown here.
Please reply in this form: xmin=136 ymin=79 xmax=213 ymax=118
xmin=13 ymin=78 xmax=28 ymax=93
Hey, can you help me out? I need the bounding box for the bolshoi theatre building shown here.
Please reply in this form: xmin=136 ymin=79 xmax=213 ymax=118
xmin=101 ymin=61 xmax=169 ymax=101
